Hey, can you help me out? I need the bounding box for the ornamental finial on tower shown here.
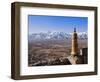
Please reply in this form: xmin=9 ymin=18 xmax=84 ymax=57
xmin=74 ymin=28 xmax=76 ymax=32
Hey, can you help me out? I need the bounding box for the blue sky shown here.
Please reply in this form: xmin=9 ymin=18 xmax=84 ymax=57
xmin=28 ymin=15 xmax=88 ymax=34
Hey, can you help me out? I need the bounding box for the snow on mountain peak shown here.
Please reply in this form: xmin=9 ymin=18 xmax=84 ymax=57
xmin=29 ymin=32 xmax=87 ymax=42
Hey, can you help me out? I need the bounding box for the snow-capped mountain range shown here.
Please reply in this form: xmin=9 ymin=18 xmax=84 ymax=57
xmin=29 ymin=32 xmax=87 ymax=42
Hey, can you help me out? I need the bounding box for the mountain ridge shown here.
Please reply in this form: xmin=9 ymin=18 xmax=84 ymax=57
xmin=29 ymin=32 xmax=88 ymax=42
